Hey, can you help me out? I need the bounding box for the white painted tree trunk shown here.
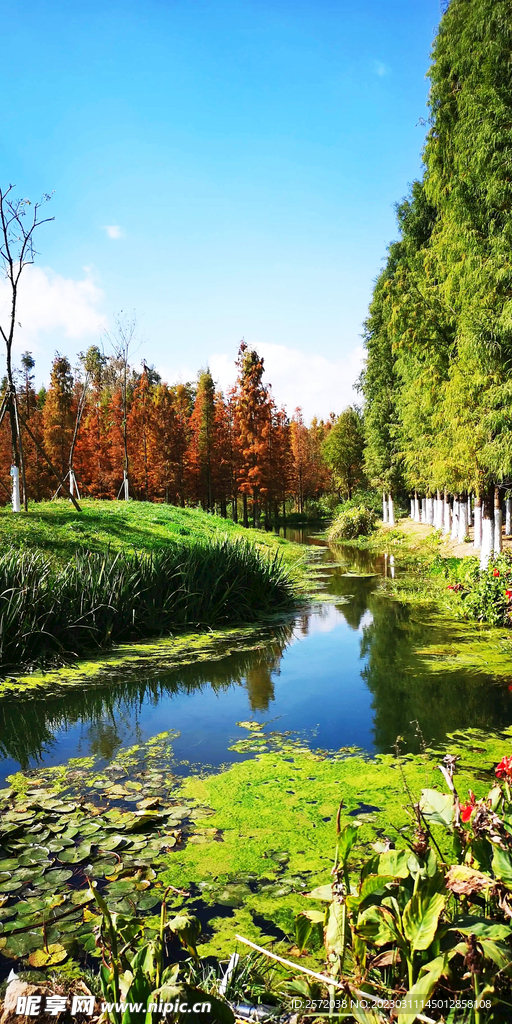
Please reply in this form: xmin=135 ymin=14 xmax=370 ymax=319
xmin=414 ymin=494 xmax=420 ymax=522
xmin=435 ymin=491 xmax=442 ymax=529
xmin=426 ymin=497 xmax=434 ymax=526
xmin=506 ymin=498 xmax=512 ymax=536
xmin=421 ymin=497 xmax=427 ymax=523
xmin=123 ymin=470 xmax=129 ymax=501
xmin=443 ymin=496 xmax=451 ymax=535
xmin=10 ymin=465 xmax=20 ymax=513
xmin=410 ymin=498 xmax=414 ymax=519
xmin=494 ymin=489 xmax=502 ymax=553
xmin=480 ymin=514 xmax=494 ymax=568
xmin=467 ymin=495 xmax=472 ymax=528
xmin=382 ymin=492 xmax=388 ymax=523
xmin=473 ymin=500 xmax=482 ymax=549
xmin=388 ymin=494 xmax=395 ymax=526
xmin=389 ymin=554 xmax=395 ymax=578
xmin=458 ymin=500 xmax=468 ymax=542
xmin=451 ymin=498 xmax=459 ymax=540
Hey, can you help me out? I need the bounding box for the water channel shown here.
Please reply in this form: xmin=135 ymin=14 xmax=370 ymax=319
xmin=1 ymin=530 xmax=512 ymax=787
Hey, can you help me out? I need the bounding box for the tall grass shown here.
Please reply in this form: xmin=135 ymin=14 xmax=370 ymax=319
xmin=0 ymin=537 xmax=297 ymax=671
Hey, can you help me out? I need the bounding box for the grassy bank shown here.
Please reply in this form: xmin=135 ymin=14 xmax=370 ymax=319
xmin=0 ymin=501 xmax=308 ymax=673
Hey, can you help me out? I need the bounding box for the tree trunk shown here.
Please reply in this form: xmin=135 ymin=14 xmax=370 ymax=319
xmin=243 ymin=493 xmax=248 ymax=528
xmin=426 ymin=495 xmax=434 ymax=526
xmin=494 ymin=485 xmax=502 ymax=553
xmin=451 ymin=496 xmax=459 ymax=541
xmin=467 ymin=494 xmax=472 ymax=528
xmin=10 ymin=465 xmax=20 ymax=512
xmin=420 ymin=497 xmax=426 ymax=523
xmin=388 ymin=493 xmax=395 ymax=526
xmin=458 ymin=493 xmax=468 ymax=542
xmin=506 ymin=497 xmax=512 ymax=536
xmin=410 ymin=497 xmax=414 ymax=519
xmin=382 ymin=491 xmax=388 ymax=524
xmin=443 ymin=490 xmax=451 ymax=535
xmin=473 ymin=494 xmax=482 ymax=549
xmin=480 ymin=488 xmax=494 ymax=568
xmin=414 ymin=491 xmax=420 ymax=522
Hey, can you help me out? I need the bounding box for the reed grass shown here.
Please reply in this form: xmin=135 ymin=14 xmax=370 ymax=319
xmin=0 ymin=537 xmax=298 ymax=672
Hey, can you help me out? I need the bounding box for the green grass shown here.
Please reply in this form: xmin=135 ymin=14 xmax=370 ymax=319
xmin=0 ymin=499 xmax=302 ymax=566
xmin=0 ymin=500 xmax=311 ymax=673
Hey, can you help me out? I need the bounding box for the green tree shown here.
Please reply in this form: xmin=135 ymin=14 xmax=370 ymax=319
xmin=322 ymin=406 xmax=365 ymax=500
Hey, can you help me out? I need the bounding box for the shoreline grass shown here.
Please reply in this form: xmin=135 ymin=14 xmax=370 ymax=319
xmin=0 ymin=500 xmax=311 ymax=674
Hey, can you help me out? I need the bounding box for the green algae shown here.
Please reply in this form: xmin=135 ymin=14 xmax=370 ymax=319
xmin=159 ymin=727 xmax=512 ymax=957
xmin=2 ymin=724 xmax=512 ymax=968
xmin=0 ymin=621 xmax=298 ymax=698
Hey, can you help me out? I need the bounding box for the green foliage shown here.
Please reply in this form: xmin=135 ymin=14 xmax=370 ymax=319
xmin=0 ymin=537 xmax=297 ymax=671
xmin=287 ymin=761 xmax=512 ymax=1022
xmin=444 ymin=552 xmax=512 ymax=626
xmin=322 ymin=407 xmax=366 ymax=500
xmin=327 ymin=505 xmax=377 ymax=542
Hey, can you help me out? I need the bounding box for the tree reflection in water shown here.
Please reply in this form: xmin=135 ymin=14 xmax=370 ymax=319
xmin=0 ymin=622 xmax=296 ymax=769
xmin=360 ymin=594 xmax=512 ymax=753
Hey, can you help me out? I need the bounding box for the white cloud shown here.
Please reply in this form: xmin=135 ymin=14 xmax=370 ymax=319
xmin=0 ymin=264 xmax=107 ymax=360
xmin=208 ymin=341 xmax=364 ymax=422
xmin=373 ymin=60 xmax=388 ymax=77
xmin=104 ymin=225 xmax=123 ymax=239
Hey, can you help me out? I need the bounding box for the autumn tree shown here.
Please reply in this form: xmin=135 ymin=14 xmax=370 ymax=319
xmin=42 ymin=355 xmax=76 ymax=483
xmin=232 ymin=342 xmax=271 ymax=527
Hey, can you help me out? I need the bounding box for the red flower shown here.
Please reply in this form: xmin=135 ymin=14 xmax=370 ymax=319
xmin=493 ymin=569 xmax=500 ymax=577
xmin=447 ymin=585 xmax=454 ymax=590
xmin=505 ymin=590 xmax=512 ymax=602
xmin=460 ymin=790 xmax=476 ymax=823
xmin=495 ymin=755 xmax=512 ymax=780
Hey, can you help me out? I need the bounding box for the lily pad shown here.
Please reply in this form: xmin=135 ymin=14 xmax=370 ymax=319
xmin=58 ymin=843 xmax=92 ymax=864
xmin=0 ymin=879 xmax=23 ymax=892
xmin=28 ymin=942 xmax=67 ymax=966
xmin=43 ymin=869 xmax=73 ymax=887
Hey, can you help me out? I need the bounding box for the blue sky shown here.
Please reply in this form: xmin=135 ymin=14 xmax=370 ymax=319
xmin=1 ymin=0 xmax=441 ymax=419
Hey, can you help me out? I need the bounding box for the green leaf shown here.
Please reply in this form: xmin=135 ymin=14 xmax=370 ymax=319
xmin=403 ymin=892 xmax=446 ymax=951
xmin=337 ymin=822 xmax=361 ymax=866
xmin=324 ymin=900 xmax=345 ymax=955
xmin=451 ymin=916 xmax=512 ymax=941
xmin=359 ymin=874 xmax=395 ymax=902
xmin=419 ymin=789 xmax=454 ymax=827
xmin=295 ymin=913 xmax=314 ymax=954
xmin=356 ymin=905 xmax=404 ymax=947
xmin=304 ymin=883 xmax=333 ymax=901
xmin=397 ymin=955 xmax=448 ymax=1024
xmin=492 ymin=846 xmax=512 ymax=888
xmin=376 ymin=850 xmax=411 ymax=878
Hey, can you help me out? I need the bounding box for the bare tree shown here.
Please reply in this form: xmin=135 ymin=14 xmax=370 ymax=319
xmin=0 ymin=186 xmax=54 ymax=509
xmin=104 ymin=311 xmax=139 ymax=499
xmin=0 ymin=184 xmax=81 ymax=511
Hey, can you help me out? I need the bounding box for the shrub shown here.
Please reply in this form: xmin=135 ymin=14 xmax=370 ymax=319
xmin=447 ymin=552 xmax=512 ymax=626
xmin=327 ymin=505 xmax=376 ymax=542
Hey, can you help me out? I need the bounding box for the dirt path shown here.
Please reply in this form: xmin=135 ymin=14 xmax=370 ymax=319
xmin=382 ymin=517 xmax=512 ymax=559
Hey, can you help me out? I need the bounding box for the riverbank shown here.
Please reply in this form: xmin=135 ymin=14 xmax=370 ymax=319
xmin=0 ymin=501 xmax=311 ymax=675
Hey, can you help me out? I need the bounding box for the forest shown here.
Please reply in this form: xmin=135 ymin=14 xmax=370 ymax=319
xmin=0 ymin=338 xmax=366 ymax=525
xmin=360 ymin=0 xmax=512 ymax=564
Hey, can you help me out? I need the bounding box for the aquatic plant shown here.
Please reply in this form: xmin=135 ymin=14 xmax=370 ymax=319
xmin=328 ymin=506 xmax=377 ymax=543
xmin=0 ymin=538 xmax=297 ymax=671
xmin=277 ymin=755 xmax=512 ymax=1024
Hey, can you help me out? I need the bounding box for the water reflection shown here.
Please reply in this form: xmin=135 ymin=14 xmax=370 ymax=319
xmin=1 ymin=535 xmax=512 ymax=782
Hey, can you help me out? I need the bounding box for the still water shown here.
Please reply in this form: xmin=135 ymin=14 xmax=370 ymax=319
xmin=1 ymin=532 xmax=511 ymax=785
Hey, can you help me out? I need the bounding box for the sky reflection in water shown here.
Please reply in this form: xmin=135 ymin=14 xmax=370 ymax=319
xmin=1 ymin=532 xmax=511 ymax=783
